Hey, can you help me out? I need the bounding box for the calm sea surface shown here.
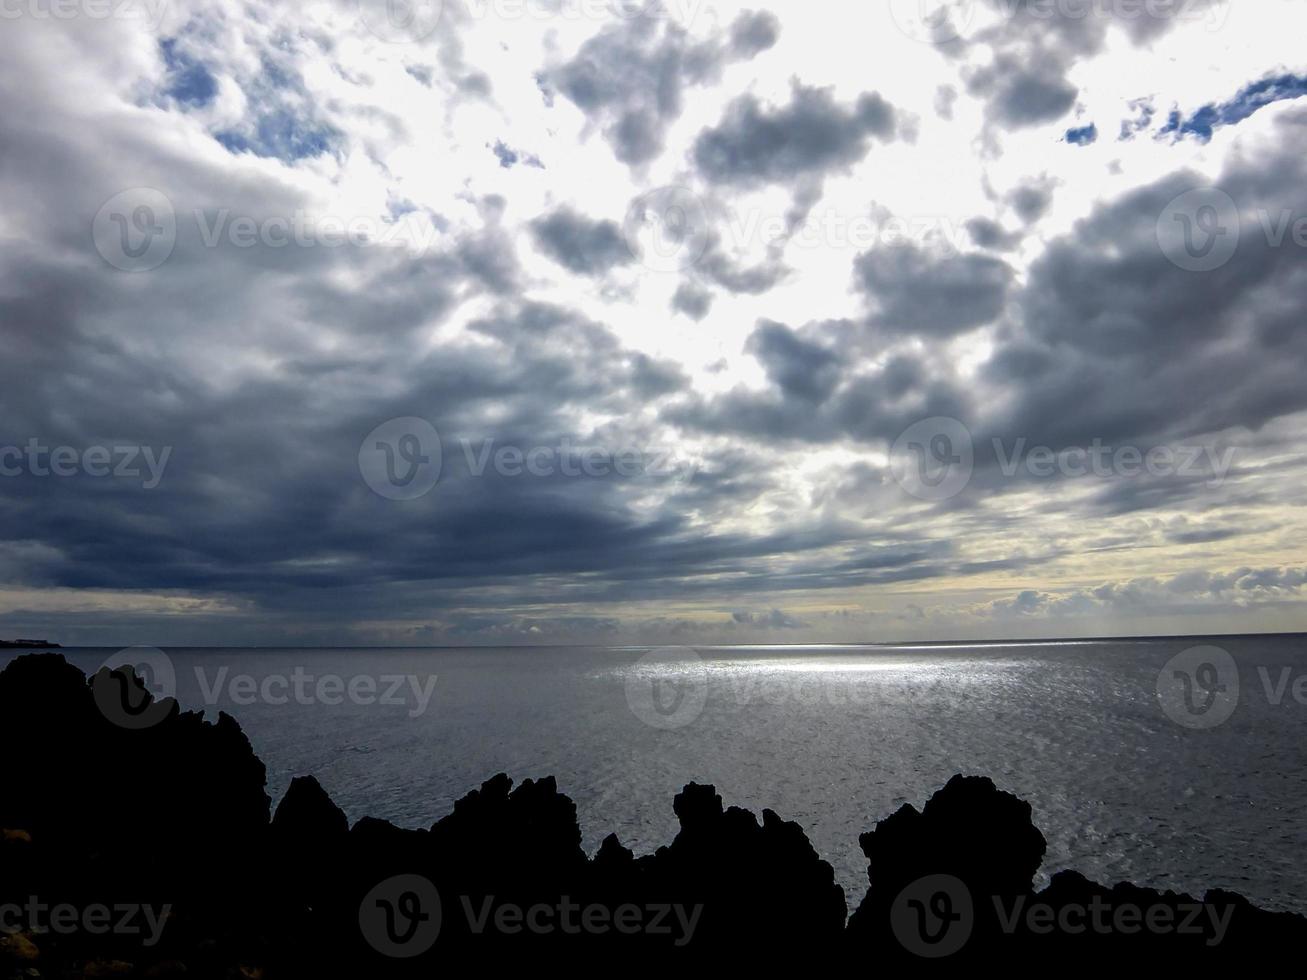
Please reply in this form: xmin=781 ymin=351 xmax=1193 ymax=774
xmin=7 ymin=636 xmax=1306 ymax=913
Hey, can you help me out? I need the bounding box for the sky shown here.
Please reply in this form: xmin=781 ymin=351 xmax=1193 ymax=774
xmin=2 ymin=0 xmax=1307 ymax=646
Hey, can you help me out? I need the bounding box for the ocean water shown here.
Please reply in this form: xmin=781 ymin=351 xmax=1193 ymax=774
xmin=6 ymin=636 xmax=1306 ymax=914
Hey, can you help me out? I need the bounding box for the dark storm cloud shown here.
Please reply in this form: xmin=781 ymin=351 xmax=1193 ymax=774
xmin=543 ymin=7 xmax=779 ymax=166
xmin=693 ymin=83 xmax=898 ymax=186
xmin=854 ymin=244 xmax=1015 ymax=337
xmin=967 ymin=56 xmax=1078 ymax=128
xmin=729 ymin=9 xmax=781 ymax=56
xmin=966 ymin=216 xmax=1023 ymax=250
xmin=745 ymin=321 xmax=841 ymax=404
xmin=531 ymin=208 xmax=633 ymax=275
xmin=977 ymin=111 xmax=1307 ymax=455
xmin=669 ymin=322 xmax=974 ymax=447
xmin=1010 ymin=180 xmax=1054 ymax=223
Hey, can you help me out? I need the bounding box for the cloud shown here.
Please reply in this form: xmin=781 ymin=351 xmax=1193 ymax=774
xmin=731 ymin=607 xmax=805 ymax=629
xmin=531 ymin=208 xmax=633 ymax=275
xmin=544 ymin=7 xmax=779 ymax=167
xmin=671 ymin=281 xmax=713 ymax=320
xmin=854 ymin=244 xmax=1015 ymax=337
xmin=693 ymin=82 xmax=898 ymax=187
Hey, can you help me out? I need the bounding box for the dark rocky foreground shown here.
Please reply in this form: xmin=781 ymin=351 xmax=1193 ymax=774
xmin=1 ymin=653 xmax=1303 ymax=975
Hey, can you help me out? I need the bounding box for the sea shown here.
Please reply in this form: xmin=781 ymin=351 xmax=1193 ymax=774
xmin=5 ymin=635 xmax=1305 ymax=913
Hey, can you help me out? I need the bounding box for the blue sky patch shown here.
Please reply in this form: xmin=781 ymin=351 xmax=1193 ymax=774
xmin=1065 ymin=123 xmax=1098 ymax=146
xmin=160 ymin=38 xmax=217 ymax=107
xmin=1160 ymin=71 xmax=1307 ymax=142
xmin=216 ymin=108 xmax=340 ymax=161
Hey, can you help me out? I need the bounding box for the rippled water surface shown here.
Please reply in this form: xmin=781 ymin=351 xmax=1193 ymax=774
xmin=11 ymin=636 xmax=1307 ymax=913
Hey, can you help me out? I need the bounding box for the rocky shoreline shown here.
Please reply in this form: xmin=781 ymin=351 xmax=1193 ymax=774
xmin=1 ymin=652 xmax=1303 ymax=975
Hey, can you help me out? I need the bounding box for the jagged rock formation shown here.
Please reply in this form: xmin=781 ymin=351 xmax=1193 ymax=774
xmin=1 ymin=653 xmax=1303 ymax=976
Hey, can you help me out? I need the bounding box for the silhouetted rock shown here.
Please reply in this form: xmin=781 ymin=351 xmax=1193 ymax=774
xmin=846 ymin=773 xmax=1307 ymax=962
